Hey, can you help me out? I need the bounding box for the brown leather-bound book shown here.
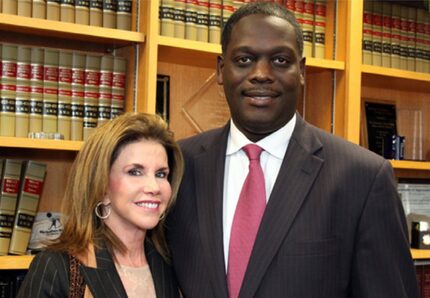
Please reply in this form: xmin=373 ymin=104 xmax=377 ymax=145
xmin=83 ymin=54 xmax=100 ymax=140
xmin=208 ymin=0 xmax=221 ymax=44
xmin=32 ymin=0 xmax=47 ymax=19
xmin=47 ymin=0 xmax=61 ymax=21
xmin=0 ymin=159 xmax=23 ymax=256
xmin=70 ymin=52 xmax=85 ymax=141
xmin=97 ymin=55 xmax=113 ymax=127
xmin=8 ymin=160 xmax=47 ymax=255
xmin=29 ymin=48 xmax=44 ymax=134
xmin=2 ymin=0 xmax=17 ymax=15
xmin=58 ymin=51 xmax=73 ymax=140
xmin=17 ymin=0 xmax=31 ymax=17
xmin=42 ymin=49 xmax=59 ymax=134
xmin=111 ymin=56 xmax=126 ymax=119
xmin=90 ymin=0 xmax=103 ymax=26
xmin=0 ymin=44 xmax=18 ymax=137
xmin=75 ymin=0 xmax=90 ymax=25
xmin=103 ymin=0 xmax=116 ymax=29
xmin=116 ymin=0 xmax=132 ymax=30
xmin=60 ymin=0 xmax=75 ymax=23
xmin=15 ymin=46 xmax=32 ymax=138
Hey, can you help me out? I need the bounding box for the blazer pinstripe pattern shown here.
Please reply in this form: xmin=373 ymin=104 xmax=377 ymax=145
xmin=166 ymin=114 xmax=419 ymax=298
xmin=17 ymin=241 xmax=179 ymax=298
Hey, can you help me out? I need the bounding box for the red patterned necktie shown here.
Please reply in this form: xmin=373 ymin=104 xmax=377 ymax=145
xmin=227 ymin=144 xmax=267 ymax=298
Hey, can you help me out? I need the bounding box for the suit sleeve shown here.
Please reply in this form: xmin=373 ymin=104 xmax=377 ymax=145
xmin=351 ymin=160 xmax=419 ymax=298
xmin=17 ymin=251 xmax=69 ymax=298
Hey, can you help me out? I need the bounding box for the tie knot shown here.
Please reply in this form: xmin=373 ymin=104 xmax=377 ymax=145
xmin=243 ymin=144 xmax=263 ymax=161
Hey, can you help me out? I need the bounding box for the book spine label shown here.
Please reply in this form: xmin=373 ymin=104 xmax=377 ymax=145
xmin=407 ymin=8 xmax=417 ymax=71
xmin=302 ymin=0 xmax=314 ymax=58
xmin=416 ymin=9 xmax=427 ymax=73
xmin=98 ymin=55 xmax=113 ymax=127
xmin=83 ymin=55 xmax=101 ymax=140
xmin=60 ymin=0 xmax=75 ymax=23
xmin=111 ymin=56 xmax=126 ymax=119
xmin=196 ymin=1 xmax=209 ymax=42
xmin=174 ymin=0 xmax=186 ymax=39
xmin=160 ymin=0 xmax=175 ymax=37
xmin=103 ymin=0 xmax=117 ymax=29
xmin=185 ymin=0 xmax=198 ymax=40
xmin=71 ymin=53 xmax=85 ymax=141
xmin=32 ymin=0 xmax=47 ymax=19
xmin=75 ymin=0 xmax=90 ymax=25
xmin=16 ymin=46 xmax=31 ymax=138
xmin=391 ymin=4 xmax=401 ymax=69
xmin=362 ymin=0 xmax=373 ymax=64
xmin=90 ymin=0 xmax=103 ymax=27
xmin=1 ymin=44 xmax=17 ymax=137
xmin=372 ymin=1 xmax=383 ymax=66
xmin=208 ymin=0 xmax=221 ymax=44
xmin=381 ymin=2 xmax=392 ymax=68
xmin=58 ymin=52 xmax=73 ymax=140
xmin=42 ymin=50 xmax=59 ymax=133
xmin=314 ymin=0 xmax=326 ymax=59
xmin=400 ymin=8 xmax=409 ymax=70
xmin=117 ymin=0 xmax=132 ymax=30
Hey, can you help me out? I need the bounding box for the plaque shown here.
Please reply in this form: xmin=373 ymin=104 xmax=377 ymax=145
xmin=156 ymin=74 xmax=170 ymax=123
xmin=182 ymin=72 xmax=230 ymax=132
xmin=364 ymin=101 xmax=397 ymax=157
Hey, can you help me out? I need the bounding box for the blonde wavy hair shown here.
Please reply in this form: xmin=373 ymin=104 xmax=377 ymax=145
xmin=49 ymin=112 xmax=184 ymax=260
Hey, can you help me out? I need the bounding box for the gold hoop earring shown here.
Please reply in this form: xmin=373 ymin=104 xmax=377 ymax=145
xmin=95 ymin=202 xmax=111 ymax=219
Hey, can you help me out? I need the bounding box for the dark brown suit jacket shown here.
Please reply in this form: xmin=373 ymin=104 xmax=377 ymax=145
xmin=17 ymin=241 xmax=179 ymax=297
xmin=166 ymin=114 xmax=419 ymax=297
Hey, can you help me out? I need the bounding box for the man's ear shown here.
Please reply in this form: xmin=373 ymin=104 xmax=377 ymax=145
xmin=299 ymin=56 xmax=306 ymax=85
xmin=216 ymin=55 xmax=224 ymax=85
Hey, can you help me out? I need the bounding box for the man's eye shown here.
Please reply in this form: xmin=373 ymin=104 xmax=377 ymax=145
xmin=156 ymin=171 xmax=169 ymax=179
xmin=128 ymin=169 xmax=142 ymax=176
xmin=273 ymin=57 xmax=289 ymax=65
xmin=236 ymin=56 xmax=252 ymax=64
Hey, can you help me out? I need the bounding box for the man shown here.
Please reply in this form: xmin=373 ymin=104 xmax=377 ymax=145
xmin=166 ymin=2 xmax=418 ymax=297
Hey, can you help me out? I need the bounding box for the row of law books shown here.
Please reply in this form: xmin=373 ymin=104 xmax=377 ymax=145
xmin=0 ymin=43 xmax=127 ymax=141
xmin=416 ymin=264 xmax=430 ymax=297
xmin=0 ymin=159 xmax=47 ymax=256
xmin=0 ymin=0 xmax=132 ymax=30
xmin=362 ymin=0 xmax=430 ymax=73
xmin=159 ymin=0 xmax=327 ymax=59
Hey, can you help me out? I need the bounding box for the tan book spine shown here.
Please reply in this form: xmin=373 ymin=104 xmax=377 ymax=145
xmin=15 ymin=46 xmax=31 ymax=138
xmin=391 ymin=4 xmax=401 ymax=69
xmin=371 ymin=1 xmax=383 ymax=66
xmin=314 ymin=0 xmax=326 ymax=59
xmin=0 ymin=44 xmax=17 ymax=137
xmin=232 ymin=0 xmax=244 ymax=11
xmin=83 ymin=54 xmax=100 ymax=140
xmin=116 ymin=0 xmax=132 ymax=30
xmin=208 ymin=0 xmax=221 ymax=44
xmin=185 ymin=0 xmax=198 ymax=40
xmin=9 ymin=161 xmax=47 ymax=255
xmin=111 ymin=56 xmax=126 ymax=119
xmin=71 ymin=52 xmax=85 ymax=141
xmin=60 ymin=0 xmax=75 ymax=23
xmin=303 ymin=0 xmax=314 ymax=58
xmin=381 ymin=2 xmax=392 ymax=68
xmin=97 ymin=55 xmax=113 ymax=127
xmin=75 ymin=0 xmax=89 ymax=25
xmin=0 ymin=159 xmax=23 ymax=256
xmin=399 ymin=7 xmax=409 ymax=70
xmin=42 ymin=49 xmax=59 ymax=134
xmin=32 ymin=0 xmax=47 ymax=19
xmin=47 ymin=0 xmax=61 ymax=21
xmin=17 ymin=0 xmax=32 ymax=17
xmin=2 ymin=0 xmax=17 ymax=15
xmin=222 ymin=0 xmax=234 ymax=30
xmin=362 ymin=0 xmax=373 ymax=65
xmin=416 ymin=9 xmax=427 ymax=73
xmin=90 ymin=0 xmax=103 ymax=27
xmin=160 ymin=0 xmax=175 ymax=37
xmin=407 ymin=7 xmax=417 ymax=71
xmin=173 ymin=0 xmax=186 ymax=38
xmin=196 ymin=0 xmax=209 ymax=42
xmin=103 ymin=0 xmax=116 ymax=29
xmin=29 ymin=48 xmax=44 ymax=134
xmin=58 ymin=51 xmax=73 ymax=140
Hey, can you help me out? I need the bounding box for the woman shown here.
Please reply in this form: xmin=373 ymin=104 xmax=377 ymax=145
xmin=18 ymin=113 xmax=184 ymax=298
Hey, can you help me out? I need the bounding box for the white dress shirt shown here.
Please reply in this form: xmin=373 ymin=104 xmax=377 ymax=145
xmin=223 ymin=114 xmax=296 ymax=270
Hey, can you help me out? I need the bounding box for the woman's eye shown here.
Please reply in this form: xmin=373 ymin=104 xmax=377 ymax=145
xmin=156 ymin=171 xmax=169 ymax=179
xmin=128 ymin=168 xmax=142 ymax=176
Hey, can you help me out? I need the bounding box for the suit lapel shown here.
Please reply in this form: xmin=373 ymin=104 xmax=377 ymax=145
xmin=194 ymin=124 xmax=230 ymax=298
xmin=80 ymin=246 xmax=127 ymax=298
xmin=240 ymin=116 xmax=325 ymax=297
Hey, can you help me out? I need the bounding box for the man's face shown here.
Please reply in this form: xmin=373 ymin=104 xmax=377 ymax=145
xmin=217 ymin=14 xmax=305 ymax=142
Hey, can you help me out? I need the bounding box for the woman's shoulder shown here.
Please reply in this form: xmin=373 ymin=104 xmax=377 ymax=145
xmin=29 ymin=249 xmax=69 ymax=272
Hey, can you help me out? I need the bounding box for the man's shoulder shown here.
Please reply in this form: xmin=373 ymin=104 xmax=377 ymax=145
xmin=178 ymin=126 xmax=226 ymax=151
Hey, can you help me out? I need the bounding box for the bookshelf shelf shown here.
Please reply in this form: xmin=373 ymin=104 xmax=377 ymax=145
xmin=158 ymin=35 xmax=221 ymax=54
xmin=0 ymin=137 xmax=82 ymax=151
xmin=411 ymin=249 xmax=430 ymax=260
xmin=362 ymin=64 xmax=430 ymax=83
xmin=391 ymin=160 xmax=430 ymax=171
xmin=0 ymin=255 xmax=33 ymax=270
xmin=0 ymin=13 xmax=145 ymax=45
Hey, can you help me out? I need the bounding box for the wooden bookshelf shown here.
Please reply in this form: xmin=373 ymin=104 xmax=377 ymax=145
xmin=0 ymin=255 xmax=33 ymax=270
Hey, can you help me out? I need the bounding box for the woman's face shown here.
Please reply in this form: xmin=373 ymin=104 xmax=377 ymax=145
xmin=103 ymin=139 xmax=172 ymax=237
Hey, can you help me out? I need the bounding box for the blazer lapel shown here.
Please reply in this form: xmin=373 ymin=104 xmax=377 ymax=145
xmin=194 ymin=124 xmax=230 ymax=298
xmin=240 ymin=115 xmax=325 ymax=297
xmin=80 ymin=246 xmax=127 ymax=298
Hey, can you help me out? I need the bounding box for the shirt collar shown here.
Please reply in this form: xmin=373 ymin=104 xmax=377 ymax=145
xmin=226 ymin=113 xmax=296 ymax=159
